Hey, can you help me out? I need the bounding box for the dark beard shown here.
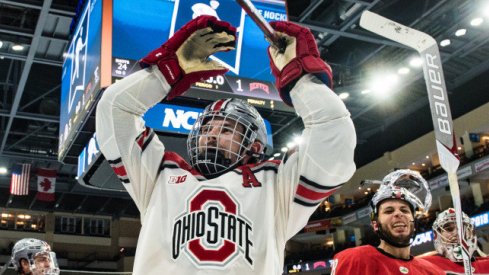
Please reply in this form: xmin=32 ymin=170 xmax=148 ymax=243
xmin=195 ymin=148 xmax=232 ymax=178
xmin=377 ymin=221 xmax=414 ymax=247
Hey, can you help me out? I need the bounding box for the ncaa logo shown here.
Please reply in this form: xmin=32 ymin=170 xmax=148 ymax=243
xmin=172 ymin=187 xmax=254 ymax=268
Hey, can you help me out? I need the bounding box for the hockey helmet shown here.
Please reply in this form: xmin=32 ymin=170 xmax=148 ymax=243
xmin=187 ymin=98 xmax=268 ymax=177
xmin=432 ymin=208 xmax=477 ymax=262
xmin=11 ymin=238 xmax=59 ymax=275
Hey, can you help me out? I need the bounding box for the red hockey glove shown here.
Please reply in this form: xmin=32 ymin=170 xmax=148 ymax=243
xmin=140 ymin=15 xmax=236 ymax=100
xmin=268 ymin=21 xmax=333 ymax=106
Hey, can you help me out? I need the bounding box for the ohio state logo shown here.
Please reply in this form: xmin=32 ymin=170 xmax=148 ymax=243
xmin=172 ymin=187 xmax=254 ymax=267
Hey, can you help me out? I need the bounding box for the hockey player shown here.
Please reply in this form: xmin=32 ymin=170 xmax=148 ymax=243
xmin=10 ymin=238 xmax=59 ymax=275
xmin=419 ymin=208 xmax=489 ymax=274
xmin=96 ymin=15 xmax=356 ymax=274
xmin=331 ymin=170 xmax=443 ymax=275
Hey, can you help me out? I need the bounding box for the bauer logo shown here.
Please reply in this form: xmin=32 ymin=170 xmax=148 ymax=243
xmin=171 ymin=187 xmax=254 ymax=268
xmin=143 ymin=104 xmax=202 ymax=135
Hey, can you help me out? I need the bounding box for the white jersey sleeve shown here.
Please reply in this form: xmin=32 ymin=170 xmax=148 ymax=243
xmin=96 ymin=67 xmax=171 ymax=220
xmin=274 ymin=74 xmax=356 ymax=241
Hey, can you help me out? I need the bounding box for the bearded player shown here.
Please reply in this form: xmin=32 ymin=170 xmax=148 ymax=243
xmin=331 ymin=170 xmax=443 ymax=275
xmin=419 ymin=208 xmax=489 ymax=274
xmin=96 ymin=15 xmax=356 ymax=274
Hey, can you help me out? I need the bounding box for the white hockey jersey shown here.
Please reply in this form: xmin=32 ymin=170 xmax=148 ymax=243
xmin=95 ymin=67 xmax=356 ymax=275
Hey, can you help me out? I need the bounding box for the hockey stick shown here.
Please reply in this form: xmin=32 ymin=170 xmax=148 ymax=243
xmin=0 ymin=262 xmax=9 ymax=275
xmin=359 ymin=11 xmax=472 ymax=274
xmin=236 ymin=0 xmax=287 ymax=53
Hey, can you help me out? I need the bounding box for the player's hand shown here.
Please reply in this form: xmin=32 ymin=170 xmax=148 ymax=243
xmin=140 ymin=15 xmax=236 ymax=100
xmin=267 ymin=21 xmax=332 ymax=106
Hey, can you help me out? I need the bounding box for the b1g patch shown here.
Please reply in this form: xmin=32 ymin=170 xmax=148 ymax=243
xmin=172 ymin=186 xmax=254 ymax=268
xmin=399 ymin=266 xmax=409 ymax=274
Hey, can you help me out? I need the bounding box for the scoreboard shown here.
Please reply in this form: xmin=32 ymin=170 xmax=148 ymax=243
xmin=59 ymin=0 xmax=290 ymax=162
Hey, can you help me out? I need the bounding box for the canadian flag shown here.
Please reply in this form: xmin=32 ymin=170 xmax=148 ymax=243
xmin=36 ymin=168 xmax=56 ymax=202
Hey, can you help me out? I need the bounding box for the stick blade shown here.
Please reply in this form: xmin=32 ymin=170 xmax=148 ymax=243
xmin=359 ymin=11 xmax=436 ymax=52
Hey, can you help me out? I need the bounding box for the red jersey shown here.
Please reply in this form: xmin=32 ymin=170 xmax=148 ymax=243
xmin=331 ymin=245 xmax=444 ymax=275
xmin=421 ymin=255 xmax=489 ymax=274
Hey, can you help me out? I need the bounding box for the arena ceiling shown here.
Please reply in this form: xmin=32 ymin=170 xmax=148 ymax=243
xmin=0 ymin=0 xmax=489 ymax=217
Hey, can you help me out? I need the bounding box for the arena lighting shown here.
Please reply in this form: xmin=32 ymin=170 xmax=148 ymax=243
xmin=11 ymin=44 xmax=24 ymax=51
xmin=281 ymin=147 xmax=288 ymax=152
xmin=273 ymin=152 xmax=281 ymax=157
xmin=0 ymin=41 xmax=3 ymax=48
xmin=17 ymin=214 xmax=31 ymax=219
xmin=339 ymin=92 xmax=349 ymax=100
xmin=455 ymin=28 xmax=467 ymax=36
xmin=470 ymin=17 xmax=484 ymax=26
xmin=485 ymin=4 xmax=489 ymax=17
xmin=0 ymin=167 xmax=7 ymax=174
xmin=286 ymin=142 xmax=295 ymax=149
xmin=369 ymin=73 xmax=399 ymax=97
xmin=361 ymin=89 xmax=371 ymax=94
xmin=268 ymin=157 xmax=274 ymax=160
xmin=440 ymin=39 xmax=451 ymax=47
xmin=409 ymin=57 xmax=423 ymax=67
xmin=397 ymin=67 xmax=410 ymax=75
xmin=293 ymin=136 xmax=302 ymax=145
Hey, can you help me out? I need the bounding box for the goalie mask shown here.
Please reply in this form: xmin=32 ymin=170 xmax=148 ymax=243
xmin=433 ymin=208 xmax=477 ymax=262
xmin=371 ymin=170 xmax=431 ymax=217
xmin=187 ymin=98 xmax=268 ymax=178
xmin=11 ymin=238 xmax=60 ymax=275
xmin=381 ymin=169 xmax=432 ymax=212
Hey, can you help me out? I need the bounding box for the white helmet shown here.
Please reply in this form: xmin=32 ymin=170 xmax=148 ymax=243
xmin=433 ymin=208 xmax=477 ymax=262
xmin=187 ymin=98 xmax=268 ymax=178
xmin=11 ymin=238 xmax=60 ymax=275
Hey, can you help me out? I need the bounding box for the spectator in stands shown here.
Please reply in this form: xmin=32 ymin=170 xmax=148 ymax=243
xmin=10 ymin=238 xmax=59 ymax=275
xmin=418 ymin=208 xmax=489 ymax=274
xmin=331 ymin=170 xmax=443 ymax=274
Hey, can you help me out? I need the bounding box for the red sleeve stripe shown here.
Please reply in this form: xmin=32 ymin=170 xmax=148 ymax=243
xmin=296 ymin=184 xmax=337 ymax=201
xmin=136 ymin=128 xmax=153 ymax=150
xmin=107 ymin=158 xmax=130 ymax=184
xmin=293 ymin=175 xmax=342 ymax=206
xmin=294 ymin=188 xmax=337 ymax=207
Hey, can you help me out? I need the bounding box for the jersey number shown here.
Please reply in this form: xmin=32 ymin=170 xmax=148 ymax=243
xmin=241 ymin=167 xmax=261 ymax=188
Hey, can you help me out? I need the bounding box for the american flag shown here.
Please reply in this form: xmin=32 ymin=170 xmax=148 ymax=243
xmin=10 ymin=163 xmax=31 ymax=195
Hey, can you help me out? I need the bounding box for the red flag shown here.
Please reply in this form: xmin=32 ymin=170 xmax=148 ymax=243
xmin=10 ymin=163 xmax=31 ymax=195
xmin=36 ymin=168 xmax=56 ymax=202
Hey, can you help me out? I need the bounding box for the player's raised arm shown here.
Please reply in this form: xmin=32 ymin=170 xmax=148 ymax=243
xmin=266 ymin=21 xmax=357 ymax=238
xmin=95 ymin=15 xmax=236 ymax=213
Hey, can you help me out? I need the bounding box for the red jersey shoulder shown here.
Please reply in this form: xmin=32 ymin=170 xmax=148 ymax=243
xmin=161 ymin=151 xmax=203 ymax=177
xmin=473 ymin=257 xmax=489 ymax=272
xmin=334 ymin=245 xmax=377 ymax=259
xmin=237 ymin=159 xmax=281 ymax=171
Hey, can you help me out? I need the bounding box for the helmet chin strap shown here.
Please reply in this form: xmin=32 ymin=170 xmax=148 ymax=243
xmin=376 ymin=220 xmax=417 ymax=248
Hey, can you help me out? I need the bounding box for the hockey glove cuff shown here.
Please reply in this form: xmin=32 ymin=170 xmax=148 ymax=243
xmin=268 ymin=21 xmax=333 ymax=106
xmin=140 ymin=15 xmax=236 ymax=100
